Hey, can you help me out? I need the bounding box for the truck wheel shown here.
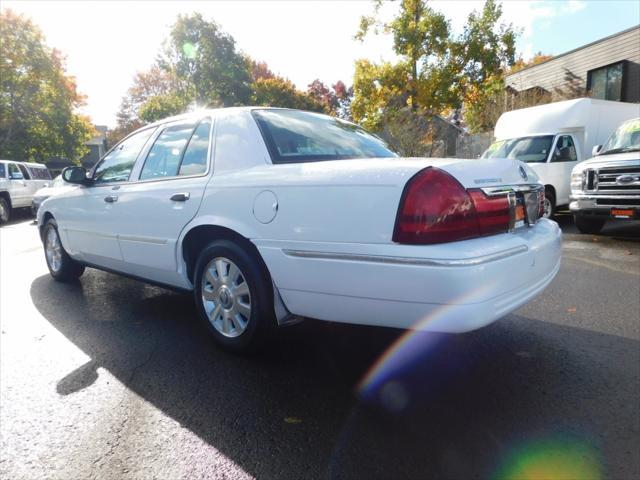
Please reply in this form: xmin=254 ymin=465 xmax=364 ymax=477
xmin=543 ymin=188 xmax=555 ymax=219
xmin=193 ymin=239 xmax=275 ymax=353
xmin=574 ymin=215 xmax=605 ymax=234
xmin=0 ymin=197 xmax=10 ymax=224
xmin=43 ymin=219 xmax=85 ymax=281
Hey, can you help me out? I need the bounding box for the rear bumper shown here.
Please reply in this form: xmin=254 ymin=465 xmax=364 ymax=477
xmin=256 ymin=219 xmax=561 ymax=332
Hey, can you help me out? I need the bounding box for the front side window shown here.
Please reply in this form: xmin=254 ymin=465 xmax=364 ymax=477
xmin=551 ymin=135 xmax=577 ymax=162
xmin=252 ymin=109 xmax=397 ymax=164
xmin=139 ymin=118 xmax=212 ymax=180
xmin=8 ymin=163 xmax=23 ymax=179
xmin=588 ymin=62 xmax=624 ymax=101
xmin=140 ymin=122 xmax=198 ymax=180
xmin=93 ymin=127 xmax=156 ymax=184
xmin=0 ymin=163 xmax=6 ymax=179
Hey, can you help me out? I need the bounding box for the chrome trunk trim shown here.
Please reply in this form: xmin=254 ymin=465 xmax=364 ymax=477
xmin=282 ymin=245 xmax=528 ymax=267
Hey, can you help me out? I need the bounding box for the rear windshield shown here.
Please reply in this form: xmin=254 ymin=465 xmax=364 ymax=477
xmin=252 ymin=109 xmax=397 ymax=164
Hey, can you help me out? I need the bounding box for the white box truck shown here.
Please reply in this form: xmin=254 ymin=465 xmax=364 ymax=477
xmin=482 ymin=98 xmax=640 ymax=217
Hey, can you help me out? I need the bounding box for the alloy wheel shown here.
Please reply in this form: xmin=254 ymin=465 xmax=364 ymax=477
xmin=201 ymin=257 xmax=252 ymax=338
xmin=45 ymin=227 xmax=63 ymax=272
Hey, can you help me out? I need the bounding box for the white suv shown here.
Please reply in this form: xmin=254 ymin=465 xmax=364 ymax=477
xmin=0 ymin=160 xmax=52 ymax=224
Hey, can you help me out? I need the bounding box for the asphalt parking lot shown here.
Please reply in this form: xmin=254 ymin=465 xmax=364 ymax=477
xmin=1 ymin=211 xmax=639 ymax=480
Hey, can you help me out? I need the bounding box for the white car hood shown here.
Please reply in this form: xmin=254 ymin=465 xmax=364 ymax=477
xmin=573 ymin=151 xmax=640 ymax=174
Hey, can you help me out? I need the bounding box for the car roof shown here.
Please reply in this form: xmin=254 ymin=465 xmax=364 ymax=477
xmin=0 ymin=159 xmax=47 ymax=168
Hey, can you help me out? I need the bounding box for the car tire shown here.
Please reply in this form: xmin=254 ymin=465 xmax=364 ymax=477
xmin=43 ymin=219 xmax=85 ymax=281
xmin=0 ymin=197 xmax=10 ymax=224
xmin=543 ymin=188 xmax=555 ymax=219
xmin=574 ymin=215 xmax=605 ymax=234
xmin=193 ymin=239 xmax=275 ymax=353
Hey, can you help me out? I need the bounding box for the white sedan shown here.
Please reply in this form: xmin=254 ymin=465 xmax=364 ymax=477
xmin=37 ymin=107 xmax=561 ymax=352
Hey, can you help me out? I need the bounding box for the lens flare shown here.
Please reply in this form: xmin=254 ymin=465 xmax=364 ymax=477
xmin=358 ymin=282 xmax=496 ymax=396
xmin=494 ymin=438 xmax=603 ymax=480
xmin=182 ymin=42 xmax=197 ymax=59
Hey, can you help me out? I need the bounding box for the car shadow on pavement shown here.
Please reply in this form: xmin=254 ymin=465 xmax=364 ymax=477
xmin=30 ymin=271 xmax=639 ymax=479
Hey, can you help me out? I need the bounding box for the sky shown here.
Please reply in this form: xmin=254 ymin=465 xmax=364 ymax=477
xmin=4 ymin=0 xmax=640 ymax=128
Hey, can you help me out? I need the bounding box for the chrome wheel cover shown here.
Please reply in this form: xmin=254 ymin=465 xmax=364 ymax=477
xmin=543 ymin=197 xmax=552 ymax=218
xmin=45 ymin=227 xmax=63 ymax=273
xmin=201 ymin=257 xmax=251 ymax=338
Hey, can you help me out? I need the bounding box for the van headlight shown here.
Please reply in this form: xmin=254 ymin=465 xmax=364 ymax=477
xmin=571 ymin=172 xmax=584 ymax=192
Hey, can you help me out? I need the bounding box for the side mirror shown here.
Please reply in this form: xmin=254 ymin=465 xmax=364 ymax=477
xmin=62 ymin=166 xmax=89 ymax=185
xmin=592 ymin=145 xmax=602 ymax=156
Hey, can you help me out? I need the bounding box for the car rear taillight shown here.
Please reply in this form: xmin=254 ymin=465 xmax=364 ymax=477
xmin=392 ymin=167 xmax=511 ymax=245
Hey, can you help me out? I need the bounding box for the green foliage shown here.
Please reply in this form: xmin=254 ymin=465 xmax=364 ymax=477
xmin=157 ymin=13 xmax=252 ymax=108
xmin=251 ymin=78 xmax=323 ymax=112
xmin=0 ymin=10 xmax=94 ymax=163
xmin=353 ymin=0 xmax=518 ymax=133
xmin=139 ymin=93 xmax=188 ymax=123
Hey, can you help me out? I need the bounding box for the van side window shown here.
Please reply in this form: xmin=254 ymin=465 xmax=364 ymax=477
xmin=17 ymin=164 xmax=31 ymax=180
xmin=551 ymin=135 xmax=577 ymax=162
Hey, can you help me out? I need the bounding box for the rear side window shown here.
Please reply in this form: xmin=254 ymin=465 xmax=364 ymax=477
xmin=28 ymin=167 xmax=52 ymax=180
xmin=252 ymin=109 xmax=396 ymax=164
xmin=179 ymin=119 xmax=211 ymax=176
xmin=17 ymin=164 xmax=31 ymax=180
xmin=94 ymin=127 xmax=156 ymax=184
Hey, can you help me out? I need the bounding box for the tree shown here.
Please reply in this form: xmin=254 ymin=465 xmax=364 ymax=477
xmin=353 ymin=0 xmax=517 ymax=134
xmin=509 ymin=52 xmax=553 ymax=74
xmin=157 ymin=13 xmax=252 ymax=108
xmin=251 ymin=77 xmax=323 ymax=112
xmin=306 ymin=79 xmax=354 ymax=119
xmin=355 ymin=0 xmax=451 ymax=113
xmin=0 ymin=10 xmax=94 ymax=163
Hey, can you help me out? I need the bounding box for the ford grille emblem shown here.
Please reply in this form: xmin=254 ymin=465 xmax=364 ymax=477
xmin=519 ymin=165 xmax=528 ymax=181
xmin=616 ymin=174 xmax=637 ymax=185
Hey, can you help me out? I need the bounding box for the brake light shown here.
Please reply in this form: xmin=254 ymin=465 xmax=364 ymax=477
xmin=392 ymin=168 xmax=510 ymax=244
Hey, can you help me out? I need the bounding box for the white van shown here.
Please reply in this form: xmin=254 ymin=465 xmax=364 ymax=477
xmin=482 ymin=99 xmax=640 ymax=217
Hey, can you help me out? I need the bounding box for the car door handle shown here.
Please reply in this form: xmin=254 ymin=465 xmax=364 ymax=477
xmin=104 ymin=195 xmax=118 ymax=203
xmin=170 ymin=192 xmax=190 ymax=202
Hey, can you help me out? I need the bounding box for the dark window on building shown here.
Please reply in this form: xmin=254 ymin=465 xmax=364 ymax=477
xmin=588 ymin=62 xmax=625 ymax=101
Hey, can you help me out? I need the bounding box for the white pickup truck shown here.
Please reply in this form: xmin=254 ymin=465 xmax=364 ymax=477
xmin=482 ymin=99 xmax=639 ymax=217
xmin=570 ymin=118 xmax=640 ymax=233
xmin=0 ymin=160 xmax=52 ymax=224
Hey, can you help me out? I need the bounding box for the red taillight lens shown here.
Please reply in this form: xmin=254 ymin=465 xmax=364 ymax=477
xmin=392 ymin=168 xmax=510 ymax=245
xmin=468 ymin=189 xmax=511 ymax=236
